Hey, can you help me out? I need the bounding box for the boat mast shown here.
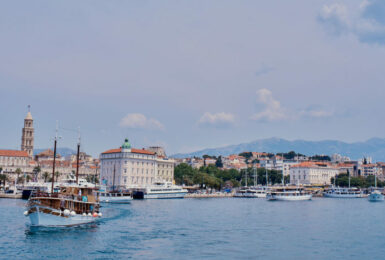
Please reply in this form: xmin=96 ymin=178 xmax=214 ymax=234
xmin=245 ymin=169 xmax=248 ymax=187
xmin=348 ymin=169 xmax=351 ymax=189
xmin=265 ymin=167 xmax=268 ymax=187
xmin=375 ymin=174 xmax=377 ymax=188
xmin=112 ymin=164 xmax=116 ymax=191
xmin=75 ymin=127 xmax=81 ymax=185
xmin=51 ymin=121 xmax=59 ymax=194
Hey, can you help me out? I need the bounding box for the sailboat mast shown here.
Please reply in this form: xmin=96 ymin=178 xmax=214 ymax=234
xmin=245 ymin=169 xmax=247 ymax=187
xmin=265 ymin=167 xmax=268 ymax=187
xmin=51 ymin=121 xmax=58 ymax=194
xmin=112 ymin=164 xmax=116 ymax=191
xmin=348 ymin=170 xmax=351 ymax=188
xmin=75 ymin=128 xmax=81 ymax=185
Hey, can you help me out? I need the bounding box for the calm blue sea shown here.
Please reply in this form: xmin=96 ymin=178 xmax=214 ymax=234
xmin=1 ymin=197 xmax=385 ymax=259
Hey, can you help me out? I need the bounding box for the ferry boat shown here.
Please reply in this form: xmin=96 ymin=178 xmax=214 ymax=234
xmin=323 ymin=187 xmax=365 ymax=198
xmin=24 ymin=124 xmax=101 ymax=227
xmin=267 ymin=187 xmax=312 ymax=201
xmin=25 ymin=186 xmax=101 ymax=227
xmin=234 ymin=187 xmax=267 ymax=198
xmin=133 ymin=182 xmax=187 ymax=199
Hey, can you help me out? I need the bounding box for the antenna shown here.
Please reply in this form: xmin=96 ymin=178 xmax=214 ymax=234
xmin=28 ymin=105 xmax=31 ymax=112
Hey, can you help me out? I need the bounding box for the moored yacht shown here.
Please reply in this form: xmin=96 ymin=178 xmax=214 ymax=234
xmin=323 ymin=187 xmax=364 ymax=198
xmin=234 ymin=186 xmax=267 ymax=198
xmin=267 ymin=187 xmax=312 ymax=201
xmin=134 ymin=182 xmax=187 ymax=199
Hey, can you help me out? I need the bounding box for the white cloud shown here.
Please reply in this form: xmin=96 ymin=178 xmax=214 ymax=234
xmin=300 ymin=109 xmax=334 ymax=118
xmin=319 ymin=1 xmax=385 ymax=45
xmin=119 ymin=113 xmax=165 ymax=130
xmin=251 ymin=89 xmax=288 ymax=122
xmin=198 ymin=112 xmax=235 ymax=127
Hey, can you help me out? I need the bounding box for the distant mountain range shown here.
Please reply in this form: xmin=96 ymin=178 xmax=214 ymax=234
xmin=172 ymin=137 xmax=385 ymax=161
xmin=34 ymin=148 xmax=76 ymax=157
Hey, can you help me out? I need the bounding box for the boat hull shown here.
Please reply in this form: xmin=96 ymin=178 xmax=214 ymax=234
xmin=144 ymin=192 xmax=187 ymax=199
xmin=268 ymin=194 xmax=312 ymax=201
xmin=28 ymin=206 xmax=97 ymax=227
xmin=234 ymin=193 xmax=266 ymax=198
xmin=99 ymin=196 xmax=133 ymax=203
xmin=323 ymin=193 xmax=364 ymax=198
xmin=368 ymin=193 xmax=384 ymax=202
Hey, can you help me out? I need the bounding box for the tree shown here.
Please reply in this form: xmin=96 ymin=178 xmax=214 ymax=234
xmin=26 ymin=175 xmax=32 ymax=183
xmin=33 ymin=166 xmax=41 ymax=181
xmin=42 ymin=172 xmax=50 ymax=182
xmin=215 ymin=156 xmax=223 ymax=168
xmin=0 ymin=174 xmax=8 ymax=187
xmin=239 ymin=152 xmax=252 ymax=159
xmin=15 ymin=168 xmax=22 ymax=184
xmin=55 ymin=171 xmax=61 ymax=181
xmin=174 ymin=163 xmax=196 ymax=185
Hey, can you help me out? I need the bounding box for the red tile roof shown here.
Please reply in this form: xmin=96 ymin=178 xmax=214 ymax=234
xmin=102 ymin=148 xmax=155 ymax=155
xmin=0 ymin=150 xmax=29 ymax=157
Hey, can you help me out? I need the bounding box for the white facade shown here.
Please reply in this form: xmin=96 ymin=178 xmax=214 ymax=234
xmin=290 ymin=163 xmax=339 ymax=185
xmin=100 ymin=140 xmax=174 ymax=189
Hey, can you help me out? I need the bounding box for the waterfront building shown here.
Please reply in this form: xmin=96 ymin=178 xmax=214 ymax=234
xmin=0 ymin=150 xmax=31 ymax=175
xmin=21 ymin=107 xmax=34 ymax=158
xmin=290 ymin=162 xmax=339 ymax=185
xmin=360 ymin=163 xmax=381 ymax=178
xmin=99 ymin=139 xmax=175 ymax=189
xmin=331 ymin=153 xmax=351 ymax=163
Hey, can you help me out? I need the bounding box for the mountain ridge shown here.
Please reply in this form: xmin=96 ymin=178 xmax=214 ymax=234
xmin=171 ymin=137 xmax=385 ymax=161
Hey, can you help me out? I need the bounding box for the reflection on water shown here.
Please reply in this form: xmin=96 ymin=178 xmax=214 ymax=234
xmin=1 ymin=198 xmax=385 ymax=259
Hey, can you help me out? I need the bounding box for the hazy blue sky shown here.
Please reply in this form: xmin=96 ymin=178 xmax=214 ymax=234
xmin=1 ymin=0 xmax=385 ymax=156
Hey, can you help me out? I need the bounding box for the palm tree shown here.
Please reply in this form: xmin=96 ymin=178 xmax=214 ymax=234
xmin=15 ymin=168 xmax=22 ymax=185
xmin=33 ymin=166 xmax=41 ymax=182
xmin=0 ymin=174 xmax=8 ymax=187
xmin=42 ymin=172 xmax=49 ymax=182
xmin=55 ymin=171 xmax=61 ymax=181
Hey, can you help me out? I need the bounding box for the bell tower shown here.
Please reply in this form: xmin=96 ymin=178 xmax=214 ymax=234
xmin=21 ymin=105 xmax=34 ymax=158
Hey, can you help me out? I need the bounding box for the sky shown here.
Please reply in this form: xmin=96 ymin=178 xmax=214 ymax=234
xmin=1 ymin=0 xmax=385 ymax=157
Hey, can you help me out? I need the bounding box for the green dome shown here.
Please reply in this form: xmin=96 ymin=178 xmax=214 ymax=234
xmin=122 ymin=138 xmax=131 ymax=149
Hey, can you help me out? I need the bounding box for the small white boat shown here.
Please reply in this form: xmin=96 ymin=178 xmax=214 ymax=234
xmin=267 ymin=187 xmax=312 ymax=201
xmin=368 ymin=190 xmax=384 ymax=202
xmin=368 ymin=176 xmax=384 ymax=202
xmin=323 ymin=187 xmax=365 ymax=198
xmin=98 ymin=192 xmax=133 ymax=203
xmin=234 ymin=187 xmax=267 ymax=198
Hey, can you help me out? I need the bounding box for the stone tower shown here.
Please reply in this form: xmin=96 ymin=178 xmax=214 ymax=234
xmin=21 ymin=105 xmax=34 ymax=158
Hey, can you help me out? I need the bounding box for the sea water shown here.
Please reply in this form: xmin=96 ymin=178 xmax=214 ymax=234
xmin=1 ymin=197 xmax=385 ymax=259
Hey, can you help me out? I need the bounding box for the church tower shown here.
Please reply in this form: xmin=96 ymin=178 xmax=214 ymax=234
xmin=21 ymin=105 xmax=34 ymax=158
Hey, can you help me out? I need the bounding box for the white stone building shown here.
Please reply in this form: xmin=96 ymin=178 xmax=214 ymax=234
xmin=0 ymin=150 xmax=31 ymax=175
xmin=100 ymin=139 xmax=174 ymax=189
xmin=290 ymin=162 xmax=339 ymax=185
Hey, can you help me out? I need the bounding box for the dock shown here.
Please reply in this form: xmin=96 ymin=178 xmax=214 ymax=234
xmin=0 ymin=193 xmax=22 ymax=199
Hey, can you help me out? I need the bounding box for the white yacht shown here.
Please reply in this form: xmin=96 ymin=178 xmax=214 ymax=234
xmin=136 ymin=182 xmax=188 ymax=199
xmin=234 ymin=186 xmax=267 ymax=198
xmin=267 ymin=187 xmax=312 ymax=201
xmin=323 ymin=187 xmax=365 ymax=198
